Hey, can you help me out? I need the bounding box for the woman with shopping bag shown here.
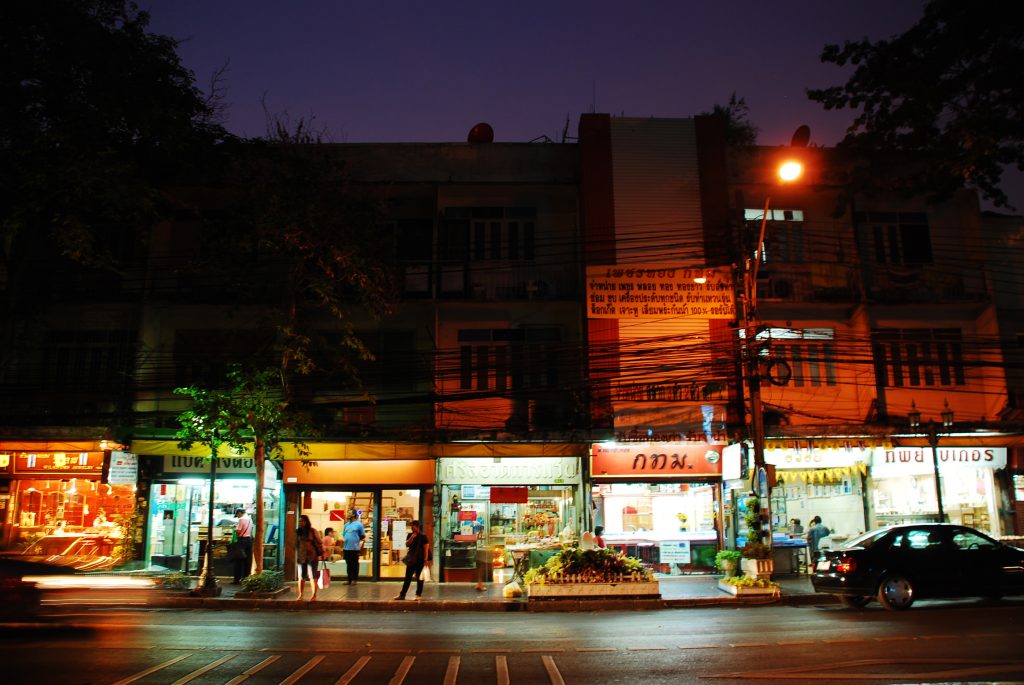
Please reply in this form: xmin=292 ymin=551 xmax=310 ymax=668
xmin=294 ymin=515 xmax=324 ymax=602
xmin=394 ymin=520 xmax=429 ymax=600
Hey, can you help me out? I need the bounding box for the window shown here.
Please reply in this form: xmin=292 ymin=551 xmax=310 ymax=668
xmin=744 ymin=207 xmax=805 ymax=263
xmin=952 ymin=529 xmax=996 ymax=551
xmin=443 ymin=207 xmax=536 ymax=262
xmin=857 ymin=212 xmax=932 ymax=265
xmin=39 ymin=330 xmax=135 ymax=391
xmin=766 ymin=328 xmax=837 ymax=387
xmin=457 ymin=327 xmax=561 ymax=392
xmin=871 ymin=328 xmax=965 ymax=387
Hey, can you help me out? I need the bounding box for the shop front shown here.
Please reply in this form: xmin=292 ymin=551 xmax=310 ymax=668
xmin=870 ymin=445 xmax=1007 ymax=536
xmin=0 ymin=441 xmax=140 ymax=569
xmin=137 ymin=450 xmax=281 ymax=577
xmin=436 ymin=449 xmax=584 ymax=583
xmin=282 ymin=452 xmax=434 ymax=582
xmin=590 ymin=441 xmax=723 ymax=575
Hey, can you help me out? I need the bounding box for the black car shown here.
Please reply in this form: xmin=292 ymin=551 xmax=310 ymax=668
xmin=811 ymin=523 xmax=1024 ymax=610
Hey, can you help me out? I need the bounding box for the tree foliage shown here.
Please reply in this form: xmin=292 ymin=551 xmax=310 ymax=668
xmin=701 ymin=93 xmax=759 ymax=148
xmin=807 ymin=0 xmax=1024 ymax=207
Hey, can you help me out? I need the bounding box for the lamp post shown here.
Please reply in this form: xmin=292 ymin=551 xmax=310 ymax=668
xmin=907 ymin=401 xmax=954 ymax=523
xmin=740 ymin=129 xmax=808 ymax=554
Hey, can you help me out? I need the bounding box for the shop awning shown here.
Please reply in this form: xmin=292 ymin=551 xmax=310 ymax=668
xmin=130 ymin=440 xmax=429 ymax=461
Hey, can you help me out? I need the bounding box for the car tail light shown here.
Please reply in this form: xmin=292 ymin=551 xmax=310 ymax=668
xmin=835 ymin=556 xmax=857 ymax=574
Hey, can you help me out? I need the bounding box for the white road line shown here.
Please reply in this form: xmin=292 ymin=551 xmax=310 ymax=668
xmin=279 ymin=655 xmax=325 ymax=685
xmin=170 ymin=654 xmax=236 ymax=684
xmin=443 ymin=655 xmax=461 ymax=685
xmin=225 ymin=655 xmax=280 ymax=685
xmin=420 ymin=649 xmax=461 ymax=654
xmin=679 ymin=645 xmax=720 ymax=650
xmin=541 ymin=655 xmax=565 ymax=685
xmin=576 ymin=648 xmax=616 ymax=653
xmin=109 ymin=654 xmax=192 ymax=685
xmin=523 ymin=648 xmax=565 ymax=653
xmin=496 ymin=655 xmax=510 ymax=685
xmin=370 ymin=649 xmax=412 ymax=654
xmin=334 ymin=655 xmax=371 ymax=685
xmin=472 ymin=649 xmax=513 ymax=654
xmin=388 ymin=655 xmax=415 ymax=685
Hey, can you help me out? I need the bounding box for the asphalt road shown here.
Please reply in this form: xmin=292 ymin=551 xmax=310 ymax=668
xmin=5 ymin=599 xmax=1024 ymax=684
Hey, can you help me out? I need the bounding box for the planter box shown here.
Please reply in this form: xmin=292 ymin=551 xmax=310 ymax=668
xmin=528 ymin=581 xmax=660 ymax=599
xmin=233 ymin=586 xmax=288 ymax=599
xmin=740 ymin=558 xmax=774 ymax=580
xmin=717 ymin=579 xmax=780 ymax=597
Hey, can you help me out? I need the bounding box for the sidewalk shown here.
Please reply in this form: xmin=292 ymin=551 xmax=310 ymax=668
xmin=148 ymin=573 xmax=836 ymax=612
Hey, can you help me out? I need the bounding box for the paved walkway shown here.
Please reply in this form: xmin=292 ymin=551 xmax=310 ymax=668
xmin=164 ymin=573 xmax=834 ymax=612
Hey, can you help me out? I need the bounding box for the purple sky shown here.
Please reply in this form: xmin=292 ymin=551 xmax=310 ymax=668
xmin=142 ymin=0 xmax=1021 ymax=208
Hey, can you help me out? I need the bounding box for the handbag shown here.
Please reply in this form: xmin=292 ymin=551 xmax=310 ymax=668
xmin=317 ymin=560 xmax=331 ymax=589
xmin=419 ymin=564 xmax=431 ymax=583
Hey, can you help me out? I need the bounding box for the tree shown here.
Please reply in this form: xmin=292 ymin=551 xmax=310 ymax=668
xmin=176 ymin=367 xmax=310 ymax=579
xmin=701 ymin=93 xmax=759 ymax=148
xmin=807 ymin=0 xmax=1024 ymax=207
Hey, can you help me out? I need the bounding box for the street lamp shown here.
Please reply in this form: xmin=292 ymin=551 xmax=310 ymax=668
xmin=907 ymin=401 xmax=954 ymax=523
xmin=740 ymin=127 xmax=809 ymax=555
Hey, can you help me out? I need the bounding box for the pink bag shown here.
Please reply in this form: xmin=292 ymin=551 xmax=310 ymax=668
xmin=317 ymin=560 xmax=331 ymax=589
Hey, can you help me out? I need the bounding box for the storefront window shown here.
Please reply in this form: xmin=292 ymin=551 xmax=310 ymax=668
xmin=592 ymin=482 xmax=718 ymax=574
xmin=872 ymin=469 xmax=998 ymax=535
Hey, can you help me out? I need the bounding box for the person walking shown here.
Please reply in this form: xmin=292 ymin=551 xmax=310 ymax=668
xmin=341 ymin=512 xmax=366 ymax=585
xmin=805 ymin=515 xmax=831 ymax=568
xmin=233 ymin=508 xmax=254 ymax=584
xmin=295 ymin=514 xmax=324 ymax=601
xmin=594 ymin=525 xmax=607 ymax=549
xmin=394 ymin=519 xmax=429 ymax=600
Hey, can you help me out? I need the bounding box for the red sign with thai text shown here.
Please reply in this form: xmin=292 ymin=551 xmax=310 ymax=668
xmin=489 ymin=486 xmax=529 ymax=503
xmin=13 ymin=451 xmax=104 ymax=476
xmin=591 ymin=443 xmax=724 ymax=478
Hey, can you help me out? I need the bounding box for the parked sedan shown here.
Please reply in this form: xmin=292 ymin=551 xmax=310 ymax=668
xmin=812 ymin=523 xmax=1024 ymax=610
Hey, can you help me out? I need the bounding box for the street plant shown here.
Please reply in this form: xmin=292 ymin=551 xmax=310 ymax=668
xmin=523 ymin=545 xmax=653 ymax=585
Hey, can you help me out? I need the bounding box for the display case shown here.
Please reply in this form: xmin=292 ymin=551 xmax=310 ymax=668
xmin=442 ymin=539 xmax=477 ymax=582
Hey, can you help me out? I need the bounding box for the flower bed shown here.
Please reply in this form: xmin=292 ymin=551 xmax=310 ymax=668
xmin=524 ymin=545 xmax=659 ymax=599
xmin=717 ymin=576 xmax=780 ymax=597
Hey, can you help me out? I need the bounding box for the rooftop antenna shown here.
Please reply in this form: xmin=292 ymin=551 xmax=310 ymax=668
xmin=590 ymin=81 xmax=597 ymax=113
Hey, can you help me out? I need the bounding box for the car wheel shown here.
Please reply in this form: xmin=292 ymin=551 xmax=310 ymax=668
xmin=838 ymin=595 xmax=870 ymax=609
xmin=877 ymin=574 xmax=915 ymax=610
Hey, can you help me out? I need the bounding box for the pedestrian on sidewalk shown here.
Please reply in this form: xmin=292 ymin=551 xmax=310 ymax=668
xmin=395 ymin=520 xmax=429 ymax=600
xmin=342 ymin=511 xmax=366 ymax=585
xmin=594 ymin=525 xmax=607 ymax=549
xmin=232 ymin=508 xmax=254 ymax=585
xmin=806 ymin=515 xmax=831 ymax=569
xmin=295 ymin=514 xmax=324 ymax=601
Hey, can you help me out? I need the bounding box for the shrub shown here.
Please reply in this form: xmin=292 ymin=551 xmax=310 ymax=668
xmin=740 ymin=541 xmax=772 ymax=559
xmin=523 ymin=545 xmax=653 ymax=585
xmin=240 ymin=570 xmax=284 ymax=593
xmin=720 ymin=575 xmax=780 ymax=589
xmin=159 ymin=572 xmax=192 ymax=591
xmin=714 ymin=549 xmax=742 ymax=571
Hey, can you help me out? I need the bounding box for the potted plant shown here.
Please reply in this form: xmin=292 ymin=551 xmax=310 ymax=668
xmin=233 ymin=570 xmax=286 ymax=598
xmin=714 ymin=549 xmax=742 ymax=578
xmin=740 ymin=497 xmax=774 ymax=580
xmin=718 ymin=574 xmax=781 ymax=597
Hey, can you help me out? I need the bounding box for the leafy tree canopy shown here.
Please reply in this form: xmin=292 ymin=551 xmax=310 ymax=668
xmin=807 ymin=0 xmax=1024 ymax=207
xmin=701 ymin=93 xmax=759 ymax=148
xmin=0 ymin=0 xmax=226 ymax=267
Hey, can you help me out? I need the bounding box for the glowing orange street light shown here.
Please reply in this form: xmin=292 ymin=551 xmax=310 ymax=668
xmin=778 ymin=160 xmax=803 ymax=183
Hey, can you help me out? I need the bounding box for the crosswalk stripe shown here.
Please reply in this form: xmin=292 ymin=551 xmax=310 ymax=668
xmin=109 ymin=654 xmax=192 ymax=685
xmin=542 ymin=655 xmax=565 ymax=685
xmin=279 ymin=655 xmax=325 ymax=685
xmin=334 ymin=656 xmax=371 ymax=685
xmin=225 ymin=655 xmax=280 ymax=685
xmin=171 ymin=654 xmax=236 ymax=684
xmin=443 ymin=656 xmax=460 ymax=685
xmin=496 ymin=655 xmax=510 ymax=685
xmin=388 ymin=655 xmax=415 ymax=685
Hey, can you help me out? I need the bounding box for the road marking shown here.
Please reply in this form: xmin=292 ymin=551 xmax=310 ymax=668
xmin=627 ymin=646 xmax=669 ymax=651
xmin=679 ymin=645 xmax=720 ymax=650
xmin=919 ymin=634 xmax=957 ymax=640
xmin=443 ymin=656 xmax=460 ymax=685
xmin=472 ymin=649 xmax=512 ymax=654
xmin=776 ymin=641 xmax=816 ymax=646
xmin=170 ymin=654 xmax=236 ymax=684
xmin=729 ymin=642 xmax=770 ymax=648
xmin=709 ymin=657 xmax=1024 ymax=681
xmin=542 ymin=655 xmax=565 ymax=685
xmin=279 ymin=655 xmax=325 ymax=685
xmin=370 ymin=649 xmax=412 ymax=654
xmin=225 ymin=655 xmax=280 ymax=685
xmin=420 ymin=649 xmax=461 ymax=654
xmin=496 ymin=655 xmax=510 ymax=685
xmin=109 ymin=654 xmax=192 ymax=685
xmin=388 ymin=655 xmax=415 ymax=685
xmin=334 ymin=655 xmax=370 ymax=685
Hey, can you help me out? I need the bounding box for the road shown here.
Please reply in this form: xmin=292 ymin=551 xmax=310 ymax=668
xmin=5 ymin=599 xmax=1024 ymax=684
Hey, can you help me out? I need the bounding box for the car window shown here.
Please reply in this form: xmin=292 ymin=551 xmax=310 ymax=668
xmin=906 ymin=529 xmax=943 ymax=550
xmin=843 ymin=528 xmax=890 ymax=549
xmin=952 ymin=529 xmax=997 ymax=551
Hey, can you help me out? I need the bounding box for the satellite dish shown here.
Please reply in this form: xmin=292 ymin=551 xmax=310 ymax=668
xmin=790 ymin=125 xmax=811 ymax=148
xmin=467 ymin=122 xmax=494 ymax=144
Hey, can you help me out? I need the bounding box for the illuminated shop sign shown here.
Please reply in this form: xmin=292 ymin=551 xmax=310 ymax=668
xmin=871 ymin=446 xmax=1007 ymax=477
xmin=162 ymin=455 xmax=257 ymax=475
xmin=591 ymin=442 xmax=724 ymax=478
xmin=586 ymin=265 xmax=735 ymax=320
xmin=13 ymin=452 xmax=104 ymax=476
xmin=765 ymin=447 xmax=869 ymax=469
xmin=438 ymin=457 xmax=580 ymax=485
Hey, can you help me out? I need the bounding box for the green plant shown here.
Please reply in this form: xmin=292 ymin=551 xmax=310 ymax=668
xmin=714 ymin=549 xmax=742 ymax=571
xmin=720 ymin=575 xmax=780 ymax=589
xmin=740 ymin=540 xmax=772 ymax=560
xmin=160 ymin=572 xmax=192 ymax=591
xmin=240 ymin=570 xmax=284 ymax=593
xmin=523 ymin=545 xmax=653 ymax=585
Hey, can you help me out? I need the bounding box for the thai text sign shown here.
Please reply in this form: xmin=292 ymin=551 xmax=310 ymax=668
xmin=162 ymin=455 xmax=256 ymax=475
xmin=765 ymin=447 xmax=869 ymax=470
xmin=14 ymin=451 xmax=104 ymax=476
xmin=106 ymin=451 xmax=138 ymax=485
xmin=586 ymin=265 xmax=735 ymax=320
xmin=659 ymin=541 xmax=692 ymax=564
xmin=871 ymin=446 xmax=1007 ymax=477
xmin=591 ymin=442 xmax=724 ymax=478
xmin=439 ymin=457 xmax=580 ymax=485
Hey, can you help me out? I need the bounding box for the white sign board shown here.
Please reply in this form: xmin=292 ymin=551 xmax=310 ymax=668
xmin=659 ymin=540 xmax=692 ymax=564
xmin=438 ymin=457 xmax=580 ymax=485
xmin=586 ymin=265 xmax=735 ymax=320
xmin=107 ymin=451 xmax=138 ymax=485
xmin=871 ymin=446 xmax=1007 ymax=477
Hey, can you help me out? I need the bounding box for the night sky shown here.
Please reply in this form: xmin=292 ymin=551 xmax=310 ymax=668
xmin=143 ymin=0 xmax=1021 ymax=209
